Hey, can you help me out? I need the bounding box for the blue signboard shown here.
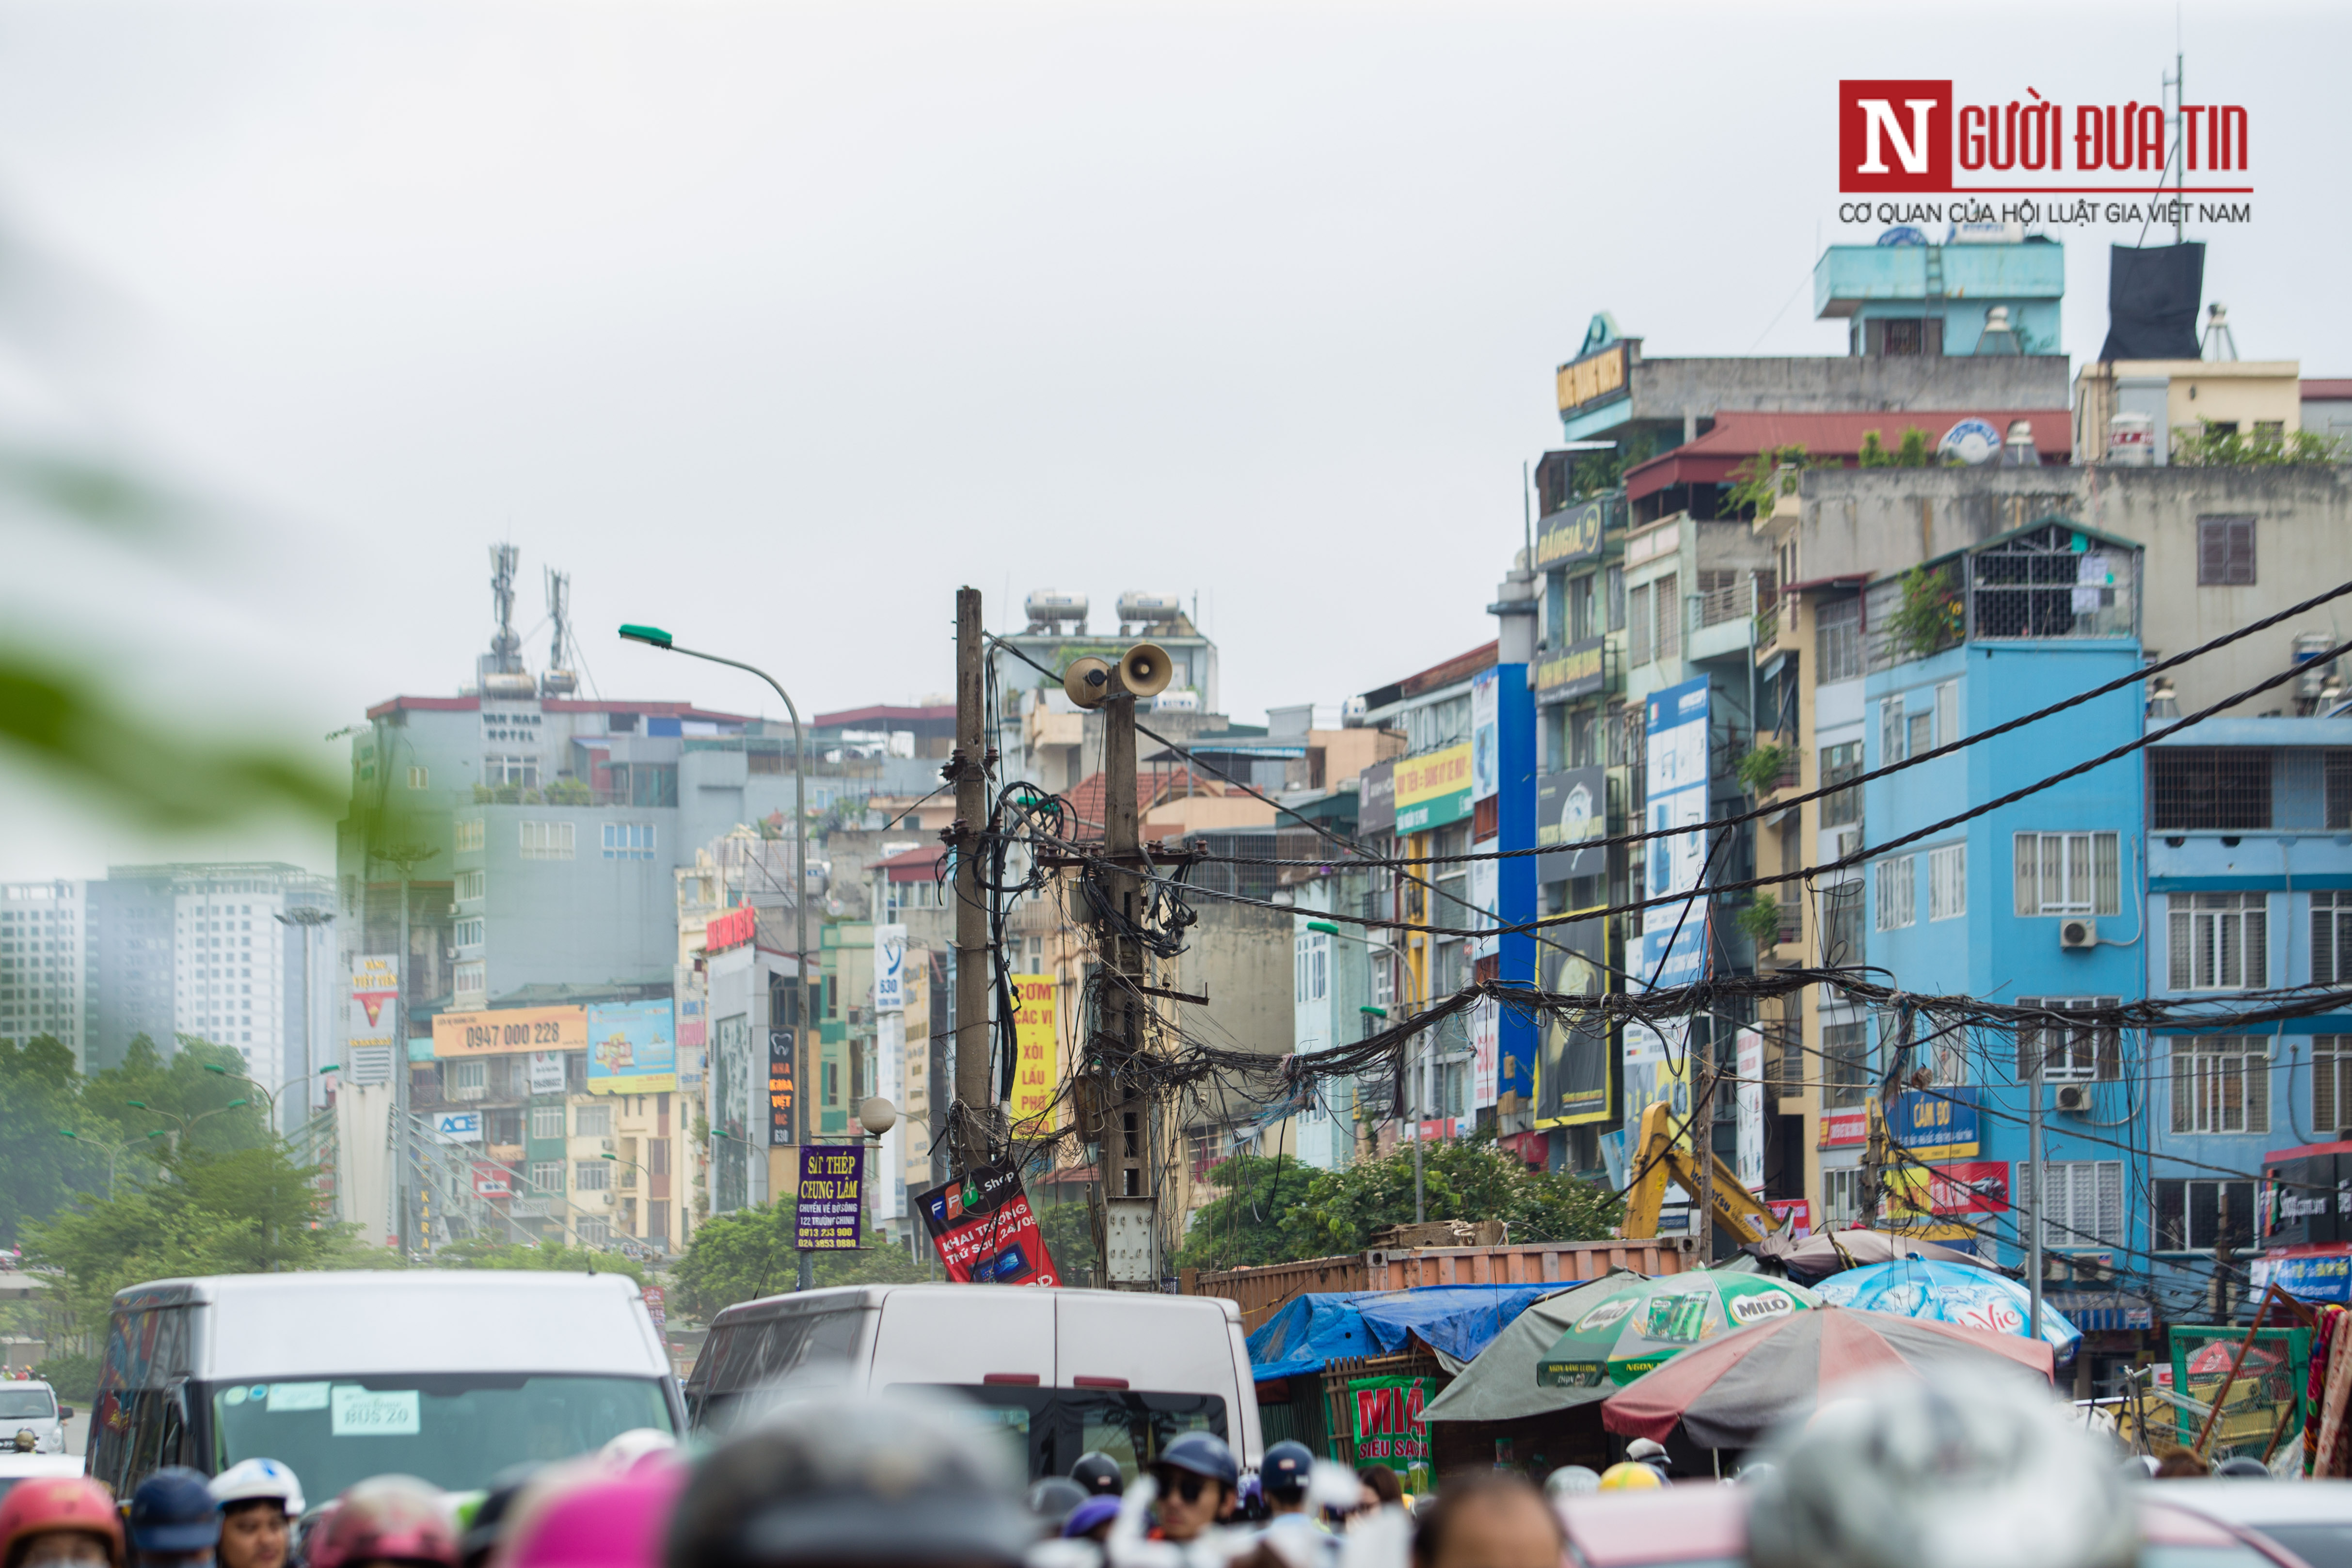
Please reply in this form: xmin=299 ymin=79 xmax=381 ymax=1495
xmin=2255 ymin=1248 xmax=2352 ymax=1304
xmin=1636 ymin=679 xmax=1711 ymax=991
xmin=1891 ymin=1087 xmax=1982 ymax=1160
xmin=585 ymin=998 xmax=678 ymax=1094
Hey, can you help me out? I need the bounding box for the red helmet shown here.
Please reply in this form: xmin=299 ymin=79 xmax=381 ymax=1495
xmin=306 ymin=1479 xmax=456 ymax=1568
xmin=0 ymin=1477 xmax=124 ymax=1568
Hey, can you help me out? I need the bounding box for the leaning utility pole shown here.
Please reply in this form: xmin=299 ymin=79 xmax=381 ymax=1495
xmin=950 ymin=588 xmax=996 ymax=1172
xmin=1097 ymin=664 xmax=1151 ymax=1287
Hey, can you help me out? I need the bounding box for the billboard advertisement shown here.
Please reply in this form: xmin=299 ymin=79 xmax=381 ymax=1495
xmin=1637 ymin=678 xmax=1712 ymax=991
xmin=767 ymin=1029 xmax=796 ymax=1147
xmin=1735 ymin=1028 xmax=1764 ymax=1193
xmin=795 ymin=1146 xmax=865 ymax=1250
xmin=1885 ymin=1160 xmax=2011 ymax=1217
xmin=915 ymin=1156 xmax=1059 ymax=1286
xmin=585 ymin=999 xmax=677 ymax=1094
xmin=1534 ymin=914 xmax=1612 ymax=1128
xmin=1470 ymin=670 xmax=1500 ymax=804
xmin=432 ymin=1005 xmax=587 ymax=1059
xmin=349 ymin=954 xmax=400 ymax=1081
xmin=430 ymin=1110 xmax=481 ymax=1144
xmin=1008 ymin=974 xmax=1057 ymax=1127
xmin=1393 ymin=743 xmax=1472 ymax=835
xmin=1535 ymin=768 xmax=1606 ymax=884
xmin=1891 ymin=1087 xmax=1981 ymax=1160
xmin=875 ymin=925 xmax=908 ymax=1013
xmin=1358 ymin=759 xmax=1397 ymax=836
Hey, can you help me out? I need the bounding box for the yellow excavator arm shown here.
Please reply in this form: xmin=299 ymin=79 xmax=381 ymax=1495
xmin=1618 ymin=1099 xmax=1787 ymax=1246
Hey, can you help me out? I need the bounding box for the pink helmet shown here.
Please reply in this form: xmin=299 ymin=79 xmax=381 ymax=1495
xmin=307 ymin=1478 xmax=457 ymax=1568
xmin=504 ymin=1465 xmax=684 ymax=1568
xmin=0 ymin=1477 xmax=123 ymax=1568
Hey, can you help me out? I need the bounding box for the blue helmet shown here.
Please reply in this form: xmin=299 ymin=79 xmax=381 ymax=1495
xmin=1155 ymin=1433 xmax=1238 ymax=1489
xmin=128 ymin=1468 xmax=221 ymax=1555
xmin=1261 ymin=1441 xmax=1315 ymax=1501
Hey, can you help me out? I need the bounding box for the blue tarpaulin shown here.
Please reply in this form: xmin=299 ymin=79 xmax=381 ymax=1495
xmin=1245 ymin=1284 xmax=1569 ymax=1382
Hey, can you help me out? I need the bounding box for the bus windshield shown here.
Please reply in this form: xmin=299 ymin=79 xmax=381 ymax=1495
xmin=208 ymin=1373 xmax=673 ymax=1500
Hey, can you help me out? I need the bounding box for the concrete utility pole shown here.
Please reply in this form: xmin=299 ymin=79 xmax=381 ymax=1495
xmin=2028 ymin=1048 xmax=2045 ymax=1343
xmin=1097 ymin=665 xmax=1151 ymax=1286
xmin=950 ymin=587 xmax=997 ymax=1172
xmin=1696 ymin=1022 xmax=1715 ymax=1260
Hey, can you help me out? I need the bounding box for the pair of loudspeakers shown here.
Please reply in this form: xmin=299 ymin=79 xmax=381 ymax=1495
xmin=1063 ymin=642 xmax=1171 ymax=710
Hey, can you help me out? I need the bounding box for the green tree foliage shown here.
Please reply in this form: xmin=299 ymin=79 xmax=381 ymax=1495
xmin=2171 ymin=421 xmax=2345 ymax=467
xmin=26 ymin=1143 xmax=362 ymax=1340
xmin=1857 ymin=427 xmax=1938 ymax=468
xmin=668 ymin=1201 xmax=926 ymax=1321
xmin=1887 ymin=564 xmax=1963 ymax=661
xmin=0 ymin=1036 xmax=102 ymax=1248
xmin=432 ymin=1236 xmax=645 ymax=1285
xmin=1033 ymin=1197 xmax=1093 ymax=1283
xmin=1171 ymin=1142 xmax=1622 ymax=1272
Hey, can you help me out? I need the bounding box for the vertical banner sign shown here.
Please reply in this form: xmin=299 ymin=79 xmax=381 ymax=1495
xmin=348 ymin=955 xmax=401 ymax=1086
xmin=874 ymin=1010 xmax=906 ymax=1227
xmin=1348 ymin=1377 xmax=1433 ymax=1493
xmin=1470 ymin=998 xmax=1499 ymax=1108
xmin=1638 ymin=679 xmax=1712 ymax=990
xmin=1622 ymin=1019 xmax=1692 ymax=1153
xmin=1470 ymin=669 xmax=1500 ymax=804
xmin=1008 ymin=974 xmax=1057 ymax=1127
xmin=1468 ymin=852 xmax=1498 ymax=962
xmin=795 ymin=1146 xmax=864 ymax=1250
xmin=914 ymin=1155 xmax=1059 ymax=1286
xmin=640 ymin=1285 xmax=666 ymax=1337
xmin=874 ymin=924 xmax=908 ymax=1014
xmin=527 ymin=1052 xmax=566 ymax=1095
xmin=1735 ymin=1028 xmax=1765 ymax=1193
xmin=1535 ymin=915 xmax=1612 ymax=1126
xmin=766 ymin=1029 xmax=796 ymax=1147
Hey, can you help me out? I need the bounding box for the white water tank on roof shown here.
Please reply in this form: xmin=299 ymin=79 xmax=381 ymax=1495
xmin=1024 ymin=590 xmax=1087 ymax=628
xmin=1117 ymin=592 xmax=1184 ymax=626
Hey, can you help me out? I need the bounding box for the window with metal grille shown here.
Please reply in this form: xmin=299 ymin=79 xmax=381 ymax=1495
xmin=2198 ymin=516 xmax=2256 ymax=585
xmin=1874 ymin=856 xmax=1915 ymax=931
xmin=2168 ymin=893 xmax=2268 ymax=990
xmin=2312 ymin=1038 xmax=2352 ymax=1136
xmin=1815 ymin=597 xmax=1862 ymax=683
xmin=456 ymin=870 xmax=485 ymax=902
xmin=445 ymin=1059 xmax=486 ymax=1093
xmin=530 ymin=1103 xmax=565 ymax=1140
xmin=2013 ymin=832 xmax=2121 ymax=916
xmin=2317 ymin=896 xmax=2352 ymax=986
xmin=2329 ymin=753 xmax=2352 ymax=831
xmin=575 ymin=1219 xmax=610 ymax=1246
xmin=2154 ymin=1179 xmax=2256 ymax=1251
xmin=1820 ymin=882 xmax=1864 ymax=966
xmin=1822 ymin=1166 xmax=1864 ymax=1226
xmin=1654 ymin=572 xmax=1680 ymax=663
xmin=2170 ymin=1037 xmax=2270 ymax=1133
xmin=1820 ymin=743 xmax=1864 ymax=827
xmin=1970 ymin=524 xmax=2131 ymax=640
xmin=1929 ymin=844 xmax=1966 ymax=920
xmin=1627 ymin=583 xmax=1653 ymax=667
xmin=527 ymin=1159 xmax=562 ymax=1194
xmin=2014 ymin=997 xmax=2122 ymax=1082
xmin=2150 ymin=747 xmax=2273 ymax=830
xmin=2016 ymin=1160 xmax=2125 ymax=1248
xmin=1823 ymin=1020 xmax=1871 ymax=1107
xmin=574 ymin=1160 xmax=610 ymax=1191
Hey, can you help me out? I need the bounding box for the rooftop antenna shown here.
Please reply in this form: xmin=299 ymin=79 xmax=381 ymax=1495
xmin=542 ymin=568 xmax=578 ymax=696
xmin=2163 ymin=15 xmax=2184 ymax=244
xmin=479 ymin=544 xmax=534 ymax=697
xmin=2200 ymin=302 xmax=2239 ymax=362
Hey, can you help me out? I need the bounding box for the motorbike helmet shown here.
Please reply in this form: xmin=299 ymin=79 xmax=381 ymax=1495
xmin=306 ymin=1479 xmax=457 ymax=1568
xmin=1541 ymin=1467 xmax=1601 ymax=1500
xmin=1154 ymin=1434 xmax=1238 ymax=1489
xmin=127 ymin=1470 xmax=222 ymax=1556
xmin=1260 ymin=1442 xmax=1315 ymax=1504
xmin=1068 ymin=1455 xmax=1124 ymax=1498
xmin=1024 ymin=1479 xmax=1088 ymax=1533
xmin=0 ymin=1478 xmax=123 ymax=1568
xmin=209 ymin=1460 xmax=306 ymax=1520
xmin=1595 ymin=1463 xmax=1662 ymax=1492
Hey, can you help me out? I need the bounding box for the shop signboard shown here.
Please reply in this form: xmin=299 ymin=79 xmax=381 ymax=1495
xmin=1534 ymin=496 xmax=1609 ymax=570
xmin=432 ymin=1005 xmax=587 ymax=1060
xmin=706 ymin=904 xmax=757 ymax=953
xmin=1358 ymin=760 xmax=1397 ymax=837
xmin=1532 ymin=639 xmax=1608 ymax=705
xmin=1009 ymin=974 xmax=1057 ymax=1127
xmin=431 ymin=1110 xmax=481 ymax=1144
xmin=915 ymin=1156 xmax=1059 ymax=1286
xmin=767 ymin=1029 xmax=795 ymax=1146
xmin=2264 ymin=1151 xmax=2351 ymax=1249
xmin=1735 ymin=1028 xmax=1764 ymax=1192
xmin=1637 ymin=680 xmax=1711 ymax=991
xmin=640 ymin=1285 xmax=666 ymax=1336
xmin=1621 ymin=1018 xmax=1690 ymax=1151
xmin=1471 ymin=670 xmax=1500 ymax=804
xmin=1347 ymin=1376 xmax=1433 ymax=1494
xmin=875 ymin=924 xmax=907 ymax=1014
xmin=349 ymin=954 xmax=400 ymax=1081
xmin=1556 ymin=341 xmax=1630 ymax=417
xmin=1534 ymin=915 xmax=1611 ymax=1128
xmin=1818 ymin=1107 xmax=1869 ymax=1149
xmin=471 ymin=1161 xmax=512 ymax=1198
xmin=527 ymin=1052 xmax=566 ymax=1095
xmin=2252 ymin=1245 xmax=2352 ymax=1304
xmin=1471 ymin=998 xmax=1498 ymax=1108
xmin=1535 ymin=768 xmax=1606 ymax=884
xmin=1890 ymin=1088 xmax=1981 ymax=1161
xmin=586 ymin=999 xmax=676 ymax=1094
xmin=795 ymin=1146 xmax=865 ymax=1251
xmin=1767 ymin=1199 xmax=1813 ymax=1239
xmin=1884 ymin=1161 xmax=2011 ymax=1218
xmin=1393 ymin=743 xmax=1473 ymax=835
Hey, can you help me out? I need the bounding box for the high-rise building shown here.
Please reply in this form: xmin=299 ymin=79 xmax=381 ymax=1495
xmin=0 ymin=881 xmax=88 ymax=1062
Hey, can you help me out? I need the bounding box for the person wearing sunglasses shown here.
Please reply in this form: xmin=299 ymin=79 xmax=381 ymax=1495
xmin=1147 ymin=1434 xmax=1239 ymax=1545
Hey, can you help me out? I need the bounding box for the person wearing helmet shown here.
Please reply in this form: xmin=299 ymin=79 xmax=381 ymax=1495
xmin=1067 ymin=1454 xmax=1124 ymax=1499
xmin=1060 ymin=1499 xmax=1120 ymax=1546
xmin=304 ymin=1479 xmax=456 ymax=1568
xmin=1594 ymin=1463 xmax=1661 ymax=1492
xmin=667 ymin=1390 xmax=1036 ymax=1568
xmin=127 ymin=1470 xmax=220 ymax=1568
xmin=1622 ymin=1438 xmax=1672 ymax=1481
xmin=0 ymin=1476 xmax=123 ymax=1568
xmin=1253 ymin=1441 xmax=1333 ymax=1568
xmin=1147 ymin=1433 xmax=1238 ymax=1545
xmin=208 ymin=1462 xmax=303 ymax=1568
xmin=1540 ymin=1467 xmax=1600 ymax=1502
xmin=1025 ymin=1479 xmax=1089 ymax=1537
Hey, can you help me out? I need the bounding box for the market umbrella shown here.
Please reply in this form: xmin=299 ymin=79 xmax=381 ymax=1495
xmin=1418 ymin=1272 xmax=1651 ymax=1424
xmin=1531 ymin=1272 xmax=1822 ymax=1391
xmin=1774 ymin=1226 xmax=2002 ymax=1280
xmin=1811 ymin=1259 xmax=2082 ymax=1357
xmin=1602 ymin=1302 xmax=2054 ymax=1450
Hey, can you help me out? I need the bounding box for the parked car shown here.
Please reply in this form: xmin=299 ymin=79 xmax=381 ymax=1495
xmin=2155 ymin=1480 xmax=2352 ymax=1568
xmin=685 ymin=1284 xmax=1261 ymax=1481
xmin=1557 ymin=1483 xmax=2310 ymax=1568
xmin=88 ymin=1272 xmax=680 ymax=1503
xmin=0 ymin=1381 xmax=69 ymax=1455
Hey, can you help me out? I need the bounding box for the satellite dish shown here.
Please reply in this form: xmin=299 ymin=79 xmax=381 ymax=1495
xmin=1940 ymin=418 xmax=2002 ymax=466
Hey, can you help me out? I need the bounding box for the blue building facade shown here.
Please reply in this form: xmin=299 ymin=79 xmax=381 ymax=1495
xmin=2144 ymin=717 xmax=2352 ymax=1320
xmin=1859 ymin=520 xmax=2148 ymax=1379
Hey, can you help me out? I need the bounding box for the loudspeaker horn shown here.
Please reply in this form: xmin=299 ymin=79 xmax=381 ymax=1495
xmin=1063 ymin=656 xmax=1113 ymax=710
xmin=1117 ymin=642 xmax=1174 ymax=700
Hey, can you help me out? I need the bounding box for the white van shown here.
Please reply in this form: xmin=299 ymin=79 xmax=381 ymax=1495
xmin=89 ymin=1273 xmax=680 ymax=1503
xmin=685 ymin=1285 xmax=1260 ymax=1481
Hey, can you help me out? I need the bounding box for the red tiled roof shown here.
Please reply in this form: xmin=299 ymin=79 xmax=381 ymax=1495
xmin=2304 ymin=380 xmax=2352 ymax=401
xmin=872 ymin=843 xmax=948 ymax=882
xmin=814 ymin=704 xmax=957 ymax=727
xmin=1624 ymin=410 xmax=2074 ymax=503
xmin=1394 ymin=642 xmax=1500 ymax=699
xmin=1064 ymin=768 xmax=1197 ymax=841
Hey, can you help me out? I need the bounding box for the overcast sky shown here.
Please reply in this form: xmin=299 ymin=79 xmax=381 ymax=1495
xmin=0 ymin=0 xmax=2342 ymax=880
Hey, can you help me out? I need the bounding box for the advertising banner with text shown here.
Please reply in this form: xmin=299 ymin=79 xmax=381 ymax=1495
xmin=432 ymin=1005 xmax=587 ymax=1059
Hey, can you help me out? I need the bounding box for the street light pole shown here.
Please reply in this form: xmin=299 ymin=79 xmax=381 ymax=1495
xmin=274 ymin=907 xmax=335 ymax=1137
xmin=620 ymin=624 xmax=811 ymax=1288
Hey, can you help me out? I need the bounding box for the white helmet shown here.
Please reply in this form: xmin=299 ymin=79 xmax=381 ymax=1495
xmin=210 ymin=1457 xmax=306 ymax=1516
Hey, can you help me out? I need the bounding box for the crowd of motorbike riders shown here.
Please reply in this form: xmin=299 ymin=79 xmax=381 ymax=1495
xmin=0 ymin=1387 xmax=1659 ymax=1568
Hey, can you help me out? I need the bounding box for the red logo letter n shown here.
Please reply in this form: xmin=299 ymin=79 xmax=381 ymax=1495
xmin=1839 ymin=79 xmax=1952 ymax=192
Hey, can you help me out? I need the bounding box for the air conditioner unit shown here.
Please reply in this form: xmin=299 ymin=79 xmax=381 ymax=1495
xmin=600 ymin=1138 xmax=616 ymax=1153
xmin=2060 ymin=918 xmax=2098 ymax=950
xmin=2054 ymin=1083 xmax=2094 ymax=1113
xmin=599 ymin=1192 xmax=614 ymax=1207
xmin=1822 ymin=824 xmax=1861 ymax=861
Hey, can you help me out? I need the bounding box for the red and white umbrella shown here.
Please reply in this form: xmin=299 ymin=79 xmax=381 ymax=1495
xmin=1602 ymin=1302 xmax=2053 ymax=1451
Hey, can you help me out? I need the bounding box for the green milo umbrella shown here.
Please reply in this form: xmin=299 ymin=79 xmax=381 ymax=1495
xmin=1535 ymin=1271 xmax=1821 ymax=1389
